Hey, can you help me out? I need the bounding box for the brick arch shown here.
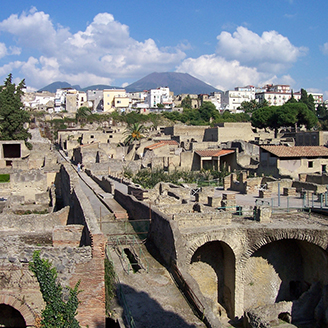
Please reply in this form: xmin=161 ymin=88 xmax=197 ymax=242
xmin=240 ymin=229 xmax=328 ymax=266
xmin=185 ymin=233 xmax=236 ymax=267
xmin=0 ymin=293 xmax=37 ymax=326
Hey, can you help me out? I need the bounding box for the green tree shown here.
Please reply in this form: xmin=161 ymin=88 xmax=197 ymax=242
xmin=76 ymin=106 xmax=92 ymax=124
xmin=123 ymin=122 xmax=146 ymax=145
xmin=199 ymin=101 xmax=219 ymax=122
xmin=251 ymin=102 xmax=318 ymax=136
xmin=317 ymin=103 xmax=327 ymax=119
xmin=251 ymin=106 xmax=274 ymax=130
xmin=299 ymin=88 xmax=315 ymax=112
xmin=29 ymin=251 xmax=81 ymax=328
xmin=181 ymin=95 xmax=192 ymax=109
xmin=0 ymin=74 xmax=31 ymax=141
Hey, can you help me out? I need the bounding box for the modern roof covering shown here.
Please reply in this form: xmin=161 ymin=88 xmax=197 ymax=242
xmin=195 ymin=149 xmax=235 ymax=157
xmin=261 ymin=145 xmax=328 ymax=158
xmin=145 ymin=140 xmax=179 ymax=150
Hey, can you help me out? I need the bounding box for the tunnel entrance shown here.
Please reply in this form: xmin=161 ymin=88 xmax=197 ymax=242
xmin=189 ymin=241 xmax=235 ymax=319
xmin=0 ymin=304 xmax=26 ymax=327
xmin=244 ymin=239 xmax=328 ymax=325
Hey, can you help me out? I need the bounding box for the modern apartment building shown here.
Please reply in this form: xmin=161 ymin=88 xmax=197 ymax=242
xmin=103 ymin=89 xmax=130 ymax=112
xmin=145 ymin=87 xmax=173 ymax=108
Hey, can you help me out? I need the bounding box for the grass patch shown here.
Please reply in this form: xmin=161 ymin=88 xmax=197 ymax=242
xmin=0 ymin=174 xmax=10 ymax=183
xmin=14 ymin=209 xmax=49 ymax=215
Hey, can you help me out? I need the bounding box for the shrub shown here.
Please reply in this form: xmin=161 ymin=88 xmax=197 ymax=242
xmin=0 ymin=174 xmax=10 ymax=182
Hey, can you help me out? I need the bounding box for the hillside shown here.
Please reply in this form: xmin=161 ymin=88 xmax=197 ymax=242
xmin=125 ymin=72 xmax=220 ymax=94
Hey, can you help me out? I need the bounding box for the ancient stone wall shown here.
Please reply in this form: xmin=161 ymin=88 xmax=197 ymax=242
xmin=114 ymin=189 xmax=178 ymax=266
xmin=0 ymin=206 xmax=69 ymax=232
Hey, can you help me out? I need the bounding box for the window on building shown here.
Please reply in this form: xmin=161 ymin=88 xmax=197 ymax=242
xmin=308 ymin=161 xmax=313 ymax=168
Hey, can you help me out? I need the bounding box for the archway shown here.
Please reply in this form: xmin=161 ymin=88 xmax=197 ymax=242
xmin=189 ymin=241 xmax=235 ymax=319
xmin=244 ymin=239 xmax=328 ymax=324
xmin=0 ymin=304 xmax=26 ymax=327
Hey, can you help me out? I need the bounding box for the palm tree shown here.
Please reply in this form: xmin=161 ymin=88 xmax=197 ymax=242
xmin=123 ymin=122 xmax=146 ymax=146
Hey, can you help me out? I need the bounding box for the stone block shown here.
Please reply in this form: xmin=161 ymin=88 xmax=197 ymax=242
xmin=255 ymin=206 xmax=271 ymax=223
xmin=35 ymin=192 xmax=49 ymax=205
xmin=283 ymin=187 xmax=297 ymax=196
xmin=221 ymin=199 xmax=236 ymax=212
xmin=52 ymin=224 xmax=84 ymax=247
xmin=222 ymin=193 xmax=236 ymax=200
xmin=259 ymin=190 xmax=271 ymax=198
xmin=195 ymin=192 xmax=209 ymax=204
xmin=207 ymin=196 xmax=222 ymax=207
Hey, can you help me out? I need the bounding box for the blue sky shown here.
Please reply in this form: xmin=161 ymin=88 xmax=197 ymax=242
xmin=0 ymin=0 xmax=328 ymax=98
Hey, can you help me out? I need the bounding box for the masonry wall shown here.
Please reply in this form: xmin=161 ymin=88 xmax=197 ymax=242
xmin=114 ymin=189 xmax=178 ymax=265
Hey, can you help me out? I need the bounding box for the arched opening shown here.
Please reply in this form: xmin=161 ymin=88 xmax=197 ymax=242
xmin=189 ymin=241 xmax=235 ymax=319
xmin=244 ymin=239 xmax=328 ymax=325
xmin=0 ymin=304 xmax=26 ymax=327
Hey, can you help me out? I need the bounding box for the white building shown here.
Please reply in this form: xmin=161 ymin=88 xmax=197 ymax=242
xmin=54 ymin=89 xmax=68 ymax=112
xmin=209 ymin=92 xmax=222 ymax=111
xmin=145 ymin=87 xmax=173 ymax=108
xmin=256 ymin=85 xmax=301 ymax=106
xmin=23 ymin=91 xmax=55 ymax=112
xmin=222 ymin=89 xmax=256 ymax=112
xmin=309 ymin=92 xmax=324 ymax=108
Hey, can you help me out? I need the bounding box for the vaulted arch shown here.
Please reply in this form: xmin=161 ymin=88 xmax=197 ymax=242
xmin=189 ymin=240 xmax=235 ymax=319
xmin=0 ymin=293 xmax=36 ymax=327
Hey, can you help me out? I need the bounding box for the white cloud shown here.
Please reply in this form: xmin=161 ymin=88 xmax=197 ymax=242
xmin=0 ymin=10 xmax=185 ymax=88
xmin=176 ymin=54 xmax=268 ymax=90
xmin=216 ymin=27 xmax=307 ymax=73
xmin=0 ymin=43 xmax=7 ymax=59
xmin=177 ymin=27 xmax=306 ymax=90
xmin=320 ymin=42 xmax=328 ymax=55
xmin=0 ymin=11 xmax=306 ymax=92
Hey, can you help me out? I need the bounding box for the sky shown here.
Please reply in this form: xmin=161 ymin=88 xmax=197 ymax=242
xmin=0 ymin=0 xmax=328 ymax=98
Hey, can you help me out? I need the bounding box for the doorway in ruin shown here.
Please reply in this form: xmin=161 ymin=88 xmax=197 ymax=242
xmin=0 ymin=304 xmax=27 ymax=327
xmin=189 ymin=241 xmax=235 ymax=319
xmin=244 ymin=239 xmax=328 ymax=324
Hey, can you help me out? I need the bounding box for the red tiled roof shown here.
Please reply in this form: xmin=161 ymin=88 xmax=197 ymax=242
xmin=145 ymin=140 xmax=178 ymax=150
xmin=261 ymin=145 xmax=328 ymax=158
xmin=195 ymin=149 xmax=235 ymax=157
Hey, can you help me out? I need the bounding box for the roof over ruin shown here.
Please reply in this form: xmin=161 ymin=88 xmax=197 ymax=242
xmin=195 ymin=149 xmax=235 ymax=157
xmin=261 ymin=145 xmax=328 ymax=158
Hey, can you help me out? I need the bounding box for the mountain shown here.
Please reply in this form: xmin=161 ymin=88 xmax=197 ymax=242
xmin=80 ymin=84 xmax=120 ymax=92
xmin=125 ymin=72 xmax=220 ymax=94
xmin=38 ymin=82 xmax=120 ymax=93
xmin=38 ymin=72 xmax=220 ymax=95
xmin=38 ymin=82 xmax=80 ymax=93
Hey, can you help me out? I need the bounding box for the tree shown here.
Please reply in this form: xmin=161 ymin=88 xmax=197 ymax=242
xmin=29 ymin=251 xmax=81 ymax=328
xmin=123 ymin=122 xmax=146 ymax=145
xmin=199 ymin=101 xmax=219 ymax=122
xmin=181 ymin=95 xmax=192 ymax=109
xmin=0 ymin=74 xmax=31 ymax=141
xmin=317 ymin=103 xmax=327 ymax=119
xmin=251 ymin=102 xmax=318 ymax=136
xmin=251 ymin=106 xmax=274 ymax=130
xmin=299 ymin=88 xmax=315 ymax=112
xmin=76 ymin=106 xmax=92 ymax=124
